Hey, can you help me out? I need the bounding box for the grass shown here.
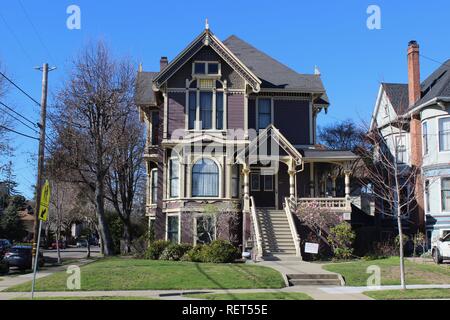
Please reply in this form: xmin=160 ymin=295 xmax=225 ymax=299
xmin=14 ymin=296 xmax=158 ymax=300
xmin=364 ymin=288 xmax=450 ymax=300
xmin=323 ymin=257 xmax=450 ymax=286
xmin=185 ymin=292 xmax=312 ymax=300
xmin=6 ymin=257 xmax=285 ymax=292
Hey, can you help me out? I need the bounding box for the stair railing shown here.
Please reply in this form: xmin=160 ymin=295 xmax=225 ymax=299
xmin=284 ymin=197 xmax=301 ymax=257
xmin=250 ymin=196 xmax=263 ymax=259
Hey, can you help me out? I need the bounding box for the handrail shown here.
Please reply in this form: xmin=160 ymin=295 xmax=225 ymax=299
xmin=284 ymin=197 xmax=301 ymax=257
xmin=297 ymin=197 xmax=351 ymax=211
xmin=249 ymin=196 xmax=263 ymax=259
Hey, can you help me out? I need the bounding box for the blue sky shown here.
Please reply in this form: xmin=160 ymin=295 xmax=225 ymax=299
xmin=0 ymin=0 xmax=449 ymax=198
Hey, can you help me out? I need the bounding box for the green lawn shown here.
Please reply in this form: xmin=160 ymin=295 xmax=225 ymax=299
xmin=323 ymin=257 xmax=450 ymax=286
xmin=185 ymin=292 xmax=312 ymax=300
xmin=6 ymin=258 xmax=285 ymax=292
xmin=15 ymin=296 xmax=158 ymax=300
xmin=364 ymin=288 xmax=450 ymax=300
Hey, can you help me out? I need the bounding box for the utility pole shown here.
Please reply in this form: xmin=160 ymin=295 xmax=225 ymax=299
xmin=32 ymin=63 xmax=55 ymax=263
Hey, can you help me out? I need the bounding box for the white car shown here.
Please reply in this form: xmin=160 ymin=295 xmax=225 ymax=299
xmin=431 ymin=230 xmax=450 ymax=264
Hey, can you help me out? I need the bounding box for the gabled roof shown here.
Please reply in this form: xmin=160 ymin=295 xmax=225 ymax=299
xmin=410 ymin=58 xmax=450 ymax=111
xmin=382 ymin=83 xmax=409 ymax=115
xmin=152 ymin=30 xmax=262 ymax=92
xmin=223 ymin=35 xmax=326 ymax=93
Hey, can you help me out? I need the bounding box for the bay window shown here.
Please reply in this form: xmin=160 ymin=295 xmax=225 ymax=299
xmin=200 ymin=92 xmax=213 ymax=129
xmin=442 ymin=178 xmax=450 ymax=212
xmin=188 ymin=92 xmax=196 ymax=130
xmin=167 ymin=216 xmax=179 ymax=243
xmin=192 ymin=159 xmax=219 ymax=197
xmin=216 ymin=92 xmax=224 ymax=130
xmin=422 ymin=121 xmax=428 ymax=155
xmin=151 ymin=169 xmax=158 ymax=204
xmin=395 ymin=135 xmax=407 ymax=164
xmin=439 ymin=117 xmax=450 ymax=151
xmin=169 ymin=158 xmax=179 ymax=198
xmin=231 ymin=165 xmax=240 ymax=198
xmin=187 ymin=89 xmax=226 ymax=131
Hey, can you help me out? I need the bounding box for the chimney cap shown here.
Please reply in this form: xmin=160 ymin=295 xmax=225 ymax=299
xmin=408 ymin=40 xmax=419 ymax=47
xmin=160 ymin=56 xmax=168 ymax=61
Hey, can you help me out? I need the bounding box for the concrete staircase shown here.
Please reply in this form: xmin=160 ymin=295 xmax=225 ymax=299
xmin=256 ymin=209 xmax=297 ymax=257
xmin=286 ymin=274 xmax=342 ymax=286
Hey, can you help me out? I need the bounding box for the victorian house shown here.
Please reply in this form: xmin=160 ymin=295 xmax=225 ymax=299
xmin=136 ymin=24 xmax=362 ymax=260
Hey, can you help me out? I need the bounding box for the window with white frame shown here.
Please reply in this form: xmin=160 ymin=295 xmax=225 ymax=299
xmin=258 ymin=99 xmax=271 ymax=130
xmin=425 ymin=179 xmax=430 ymax=213
xmin=422 ymin=121 xmax=429 ymax=155
xmin=167 ymin=216 xmax=179 ymax=243
xmin=169 ymin=158 xmax=179 ymax=198
xmin=187 ymin=81 xmax=225 ymax=131
xmin=192 ymin=159 xmax=219 ymax=197
xmin=442 ymin=178 xmax=450 ymax=212
xmin=150 ymin=111 xmax=159 ymax=145
xmin=193 ymin=62 xmax=220 ymax=76
xmin=395 ymin=135 xmax=407 ymax=164
xmin=151 ymin=169 xmax=158 ymax=204
xmin=439 ymin=117 xmax=450 ymax=151
xmin=263 ymin=174 xmax=274 ymax=191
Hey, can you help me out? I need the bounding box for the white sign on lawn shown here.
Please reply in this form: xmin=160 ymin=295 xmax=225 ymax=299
xmin=304 ymin=242 xmax=319 ymax=254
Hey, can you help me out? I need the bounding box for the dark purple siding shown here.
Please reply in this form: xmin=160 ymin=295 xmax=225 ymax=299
xmin=227 ymin=93 xmax=244 ymax=130
xmin=168 ymin=92 xmax=185 ymax=138
xmin=274 ymin=99 xmax=310 ymax=145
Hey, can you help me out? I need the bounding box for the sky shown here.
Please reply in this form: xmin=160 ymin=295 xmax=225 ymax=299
xmin=0 ymin=0 xmax=449 ymax=199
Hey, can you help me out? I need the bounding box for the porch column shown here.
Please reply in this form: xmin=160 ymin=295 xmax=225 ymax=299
xmin=242 ymin=166 xmax=250 ymax=212
xmin=309 ymin=162 xmax=314 ymax=197
xmin=332 ymin=176 xmax=337 ymax=197
xmin=344 ymin=170 xmax=351 ymax=199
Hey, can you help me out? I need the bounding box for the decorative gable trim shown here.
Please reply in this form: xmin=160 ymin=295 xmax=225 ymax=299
xmin=152 ymin=30 xmax=261 ymax=93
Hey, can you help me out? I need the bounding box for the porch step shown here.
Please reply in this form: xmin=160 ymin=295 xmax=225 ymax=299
xmin=286 ymin=274 xmax=342 ymax=286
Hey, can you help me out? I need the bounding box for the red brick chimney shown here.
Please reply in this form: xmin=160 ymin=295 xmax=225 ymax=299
xmin=407 ymin=40 xmax=421 ymax=107
xmin=407 ymin=40 xmax=425 ymax=232
xmin=160 ymin=57 xmax=168 ymax=71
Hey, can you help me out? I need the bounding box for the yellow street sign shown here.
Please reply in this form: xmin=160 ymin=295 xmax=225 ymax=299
xmin=38 ymin=180 xmax=50 ymax=221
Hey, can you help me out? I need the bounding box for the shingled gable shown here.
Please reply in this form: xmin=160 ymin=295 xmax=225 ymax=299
xmin=152 ymin=29 xmax=262 ymax=92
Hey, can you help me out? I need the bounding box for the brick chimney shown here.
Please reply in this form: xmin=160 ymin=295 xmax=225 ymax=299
xmin=407 ymin=40 xmax=425 ymax=232
xmin=407 ymin=40 xmax=421 ymax=106
xmin=160 ymin=57 xmax=168 ymax=71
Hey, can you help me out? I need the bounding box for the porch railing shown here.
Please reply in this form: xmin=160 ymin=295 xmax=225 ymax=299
xmin=297 ymin=197 xmax=352 ymax=212
xmin=284 ymin=197 xmax=301 ymax=257
xmin=249 ymin=196 xmax=263 ymax=259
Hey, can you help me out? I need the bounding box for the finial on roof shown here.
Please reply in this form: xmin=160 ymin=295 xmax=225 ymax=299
xmin=138 ymin=63 xmax=143 ymax=72
xmin=205 ymin=18 xmax=209 ymax=30
xmin=314 ymin=65 xmax=321 ymax=75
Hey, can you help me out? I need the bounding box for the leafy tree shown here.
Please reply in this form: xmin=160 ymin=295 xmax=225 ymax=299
xmin=327 ymin=222 xmax=356 ymax=260
xmin=0 ymin=204 xmax=27 ymax=241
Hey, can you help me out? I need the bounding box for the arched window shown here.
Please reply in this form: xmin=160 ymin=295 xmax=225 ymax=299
xmin=192 ymin=159 xmax=219 ymax=197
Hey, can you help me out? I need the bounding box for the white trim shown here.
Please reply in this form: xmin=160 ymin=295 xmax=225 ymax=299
xmin=422 ymin=120 xmax=429 ymax=156
xmin=255 ymin=97 xmax=274 ymax=131
xmin=190 ymin=156 xmax=223 ymax=198
xmin=192 ymin=60 xmax=222 ymax=77
xmin=163 ymin=91 xmax=168 ymax=139
xmin=150 ymin=168 xmax=158 ymax=205
xmin=437 ymin=115 xmax=450 ymax=154
xmin=168 ymin=156 xmax=181 ymax=199
xmin=165 ymin=213 xmax=181 ymax=244
xmin=441 ymin=176 xmax=450 ymax=214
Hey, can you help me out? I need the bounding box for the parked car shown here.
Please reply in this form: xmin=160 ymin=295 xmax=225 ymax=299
xmin=76 ymin=239 xmax=88 ymax=248
xmin=432 ymin=229 xmax=450 ymax=264
xmin=51 ymin=240 xmax=66 ymax=250
xmin=0 ymin=239 xmax=12 ymax=257
xmin=3 ymin=246 xmax=44 ymax=270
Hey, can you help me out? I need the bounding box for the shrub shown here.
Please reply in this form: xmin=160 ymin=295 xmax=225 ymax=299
xmin=327 ymin=222 xmax=356 ymax=260
xmin=182 ymin=245 xmax=206 ymax=262
xmin=201 ymin=240 xmax=239 ymax=263
xmin=145 ymin=240 xmax=170 ymax=260
xmin=372 ymin=241 xmax=397 ymax=258
xmin=159 ymin=243 xmax=192 ymax=261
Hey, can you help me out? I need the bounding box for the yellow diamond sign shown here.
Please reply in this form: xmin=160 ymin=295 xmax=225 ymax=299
xmin=38 ymin=180 xmax=50 ymax=221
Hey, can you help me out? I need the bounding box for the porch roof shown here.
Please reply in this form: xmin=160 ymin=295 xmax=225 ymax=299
xmin=298 ymin=148 xmax=358 ymax=162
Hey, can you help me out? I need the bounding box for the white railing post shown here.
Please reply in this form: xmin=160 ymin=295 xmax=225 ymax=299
xmin=284 ymin=197 xmax=301 ymax=258
xmin=249 ymin=196 xmax=263 ymax=259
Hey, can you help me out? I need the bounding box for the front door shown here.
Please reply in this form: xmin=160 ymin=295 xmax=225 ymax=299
xmin=250 ymin=169 xmax=276 ymax=208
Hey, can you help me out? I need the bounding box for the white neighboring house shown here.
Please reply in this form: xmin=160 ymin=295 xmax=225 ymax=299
xmin=371 ymin=40 xmax=450 ymax=247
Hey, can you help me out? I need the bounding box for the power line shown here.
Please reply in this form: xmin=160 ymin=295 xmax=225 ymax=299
xmin=0 ymin=105 xmax=39 ymax=134
xmin=18 ymin=0 xmax=56 ymax=65
xmin=0 ymin=11 xmax=33 ymax=64
xmin=0 ymin=124 xmax=39 ymax=140
xmin=419 ymin=54 xmax=450 ymax=68
xmin=0 ymin=100 xmax=37 ymax=127
xmin=0 ymin=71 xmax=41 ymax=106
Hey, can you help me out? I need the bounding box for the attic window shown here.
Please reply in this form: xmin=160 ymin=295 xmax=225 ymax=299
xmin=193 ymin=62 xmax=221 ymax=76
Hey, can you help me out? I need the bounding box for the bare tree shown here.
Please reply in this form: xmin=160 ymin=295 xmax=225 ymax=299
xmin=360 ymin=113 xmax=419 ymax=289
xmin=318 ymin=119 xmax=368 ymax=151
xmin=51 ymin=41 xmax=136 ymax=256
xmin=105 ymin=113 xmax=145 ymax=253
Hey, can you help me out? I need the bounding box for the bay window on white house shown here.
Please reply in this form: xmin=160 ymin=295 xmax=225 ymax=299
xmin=395 ymin=135 xmax=407 ymax=164
xmin=442 ymin=178 xmax=450 ymax=212
xmin=422 ymin=121 xmax=428 ymax=155
xmin=439 ymin=117 xmax=450 ymax=151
